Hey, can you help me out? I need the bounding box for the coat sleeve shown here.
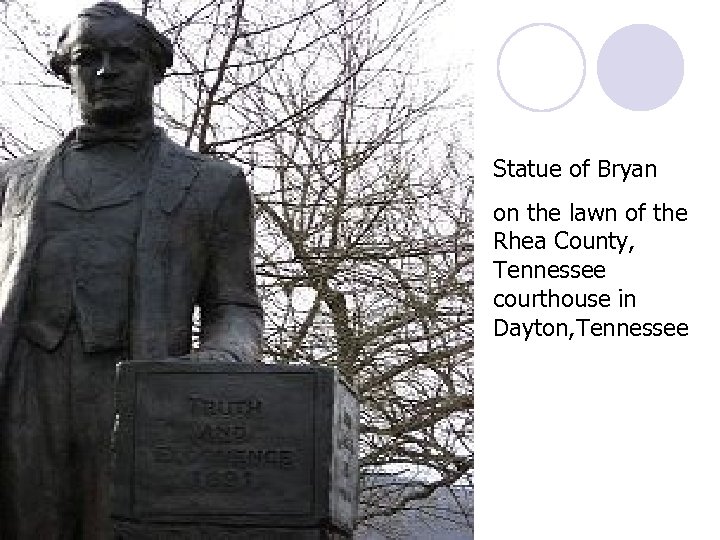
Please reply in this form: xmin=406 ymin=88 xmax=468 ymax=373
xmin=198 ymin=165 xmax=263 ymax=361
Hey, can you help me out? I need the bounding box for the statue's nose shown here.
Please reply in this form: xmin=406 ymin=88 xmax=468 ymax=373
xmin=96 ymin=51 xmax=118 ymax=77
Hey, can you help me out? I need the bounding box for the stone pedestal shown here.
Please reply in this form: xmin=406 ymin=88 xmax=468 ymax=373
xmin=112 ymin=361 xmax=359 ymax=539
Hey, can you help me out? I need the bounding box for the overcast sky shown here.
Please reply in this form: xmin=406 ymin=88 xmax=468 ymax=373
xmin=29 ymin=0 xmax=473 ymax=75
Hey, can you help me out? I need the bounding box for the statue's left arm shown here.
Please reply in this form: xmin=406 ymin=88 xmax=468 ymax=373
xmin=198 ymin=166 xmax=263 ymax=362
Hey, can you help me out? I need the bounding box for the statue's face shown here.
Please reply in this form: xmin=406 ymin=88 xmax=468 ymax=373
xmin=66 ymin=16 xmax=159 ymax=124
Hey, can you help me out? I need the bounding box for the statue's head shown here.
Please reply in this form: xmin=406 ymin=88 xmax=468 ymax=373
xmin=50 ymin=2 xmax=173 ymax=125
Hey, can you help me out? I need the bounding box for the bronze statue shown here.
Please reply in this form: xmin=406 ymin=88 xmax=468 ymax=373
xmin=0 ymin=2 xmax=262 ymax=537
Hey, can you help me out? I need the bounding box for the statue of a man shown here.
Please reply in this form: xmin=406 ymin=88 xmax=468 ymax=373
xmin=0 ymin=2 xmax=262 ymax=537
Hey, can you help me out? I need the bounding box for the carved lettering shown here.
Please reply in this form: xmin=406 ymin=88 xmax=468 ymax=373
xmin=337 ymin=433 xmax=354 ymax=453
xmin=338 ymin=486 xmax=354 ymax=503
xmin=192 ymin=422 xmax=249 ymax=443
xmin=151 ymin=445 xmax=296 ymax=469
xmin=188 ymin=395 xmax=262 ymax=417
xmin=191 ymin=469 xmax=252 ymax=491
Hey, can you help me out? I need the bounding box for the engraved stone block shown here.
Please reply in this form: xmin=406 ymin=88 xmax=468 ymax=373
xmin=112 ymin=361 xmax=359 ymax=539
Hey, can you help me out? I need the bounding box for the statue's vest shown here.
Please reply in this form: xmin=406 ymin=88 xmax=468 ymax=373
xmin=0 ymin=134 xmax=201 ymax=386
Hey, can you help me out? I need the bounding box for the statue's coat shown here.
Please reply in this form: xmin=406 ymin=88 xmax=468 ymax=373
xmin=0 ymin=132 xmax=262 ymax=389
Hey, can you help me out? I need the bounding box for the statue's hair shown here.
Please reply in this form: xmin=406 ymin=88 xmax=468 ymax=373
xmin=49 ymin=1 xmax=173 ymax=84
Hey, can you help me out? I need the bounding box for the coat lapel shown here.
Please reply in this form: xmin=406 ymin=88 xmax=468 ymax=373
xmin=131 ymin=134 xmax=200 ymax=360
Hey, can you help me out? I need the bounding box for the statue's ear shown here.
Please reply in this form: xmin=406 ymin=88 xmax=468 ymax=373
xmin=49 ymin=55 xmax=72 ymax=85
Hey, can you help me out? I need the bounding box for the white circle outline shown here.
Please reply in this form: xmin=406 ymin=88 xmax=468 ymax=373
xmin=497 ymin=22 xmax=587 ymax=112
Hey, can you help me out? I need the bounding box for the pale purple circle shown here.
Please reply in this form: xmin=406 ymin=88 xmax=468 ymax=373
xmin=598 ymin=24 xmax=683 ymax=111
